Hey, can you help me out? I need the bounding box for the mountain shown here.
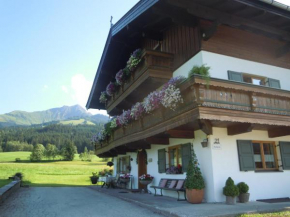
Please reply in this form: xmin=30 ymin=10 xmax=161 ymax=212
xmin=0 ymin=105 xmax=109 ymax=127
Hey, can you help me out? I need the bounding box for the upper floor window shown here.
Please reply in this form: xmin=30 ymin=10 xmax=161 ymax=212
xmin=228 ymin=71 xmax=281 ymax=89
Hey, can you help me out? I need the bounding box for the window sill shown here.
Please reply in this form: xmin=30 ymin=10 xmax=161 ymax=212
xmin=255 ymin=170 xmax=283 ymax=173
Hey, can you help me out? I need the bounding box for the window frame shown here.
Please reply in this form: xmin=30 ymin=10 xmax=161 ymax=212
xmin=168 ymin=145 xmax=181 ymax=167
xmin=252 ymin=140 xmax=279 ymax=171
xmin=242 ymin=73 xmax=267 ymax=86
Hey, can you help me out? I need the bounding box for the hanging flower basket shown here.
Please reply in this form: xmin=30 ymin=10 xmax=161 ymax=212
xmin=140 ymin=180 xmax=152 ymax=185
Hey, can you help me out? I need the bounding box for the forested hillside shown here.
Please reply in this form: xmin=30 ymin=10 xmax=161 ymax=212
xmin=0 ymin=124 xmax=102 ymax=153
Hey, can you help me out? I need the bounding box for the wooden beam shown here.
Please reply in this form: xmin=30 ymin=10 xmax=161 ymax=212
xmin=227 ymin=123 xmax=253 ymax=136
xmin=268 ymin=127 xmax=290 ymax=138
xmin=199 ymin=120 xmax=213 ymax=135
xmin=166 ymin=129 xmax=195 ymax=139
xmin=146 ymin=137 xmax=169 ymax=145
xmin=124 ymin=142 xmax=151 ymax=150
xmin=276 ymin=43 xmax=290 ymax=58
xmin=166 ymin=0 xmax=290 ymax=42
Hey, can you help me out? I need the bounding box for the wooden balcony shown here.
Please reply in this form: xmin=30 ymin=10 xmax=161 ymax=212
xmin=97 ymin=75 xmax=290 ymax=157
xmin=106 ymin=50 xmax=174 ymax=116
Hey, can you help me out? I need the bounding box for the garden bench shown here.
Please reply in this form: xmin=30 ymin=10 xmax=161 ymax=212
xmin=150 ymin=178 xmax=186 ymax=201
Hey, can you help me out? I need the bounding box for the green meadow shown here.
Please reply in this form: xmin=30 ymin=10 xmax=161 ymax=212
xmin=0 ymin=152 xmax=110 ymax=187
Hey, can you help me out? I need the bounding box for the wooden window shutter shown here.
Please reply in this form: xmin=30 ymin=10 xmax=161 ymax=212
xmin=181 ymin=143 xmax=192 ymax=173
xmin=280 ymin=142 xmax=290 ymax=170
xmin=237 ymin=140 xmax=255 ymax=171
xmin=268 ymin=78 xmax=281 ymax=89
xmin=228 ymin=71 xmax=243 ymax=82
xmin=158 ymin=149 xmax=166 ymax=173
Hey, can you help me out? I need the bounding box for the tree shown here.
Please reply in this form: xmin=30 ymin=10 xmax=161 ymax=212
xmin=45 ymin=144 xmax=58 ymax=160
xmin=61 ymin=141 xmax=76 ymax=161
xmin=0 ymin=144 xmax=3 ymax=152
xmin=30 ymin=144 xmax=45 ymax=162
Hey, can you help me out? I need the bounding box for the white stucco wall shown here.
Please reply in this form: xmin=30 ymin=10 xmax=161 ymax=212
xmin=209 ymin=127 xmax=290 ymax=202
xmin=173 ymin=51 xmax=290 ymax=91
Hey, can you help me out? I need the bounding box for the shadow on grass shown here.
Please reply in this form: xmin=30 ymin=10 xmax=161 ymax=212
xmin=22 ymin=180 xmax=97 ymax=187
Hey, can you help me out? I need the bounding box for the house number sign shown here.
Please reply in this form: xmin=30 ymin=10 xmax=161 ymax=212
xmin=212 ymin=138 xmax=222 ymax=150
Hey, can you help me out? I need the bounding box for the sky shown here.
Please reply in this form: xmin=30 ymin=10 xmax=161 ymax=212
xmin=0 ymin=0 xmax=138 ymax=115
xmin=0 ymin=0 xmax=289 ymax=116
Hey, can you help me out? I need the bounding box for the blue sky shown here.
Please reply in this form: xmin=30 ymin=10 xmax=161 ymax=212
xmin=0 ymin=0 xmax=138 ymax=115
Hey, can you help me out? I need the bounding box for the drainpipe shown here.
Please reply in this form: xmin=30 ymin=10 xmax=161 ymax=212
xmin=258 ymin=0 xmax=290 ymax=11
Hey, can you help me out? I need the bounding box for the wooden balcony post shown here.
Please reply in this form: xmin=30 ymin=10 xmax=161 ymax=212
xmin=196 ymin=84 xmax=205 ymax=105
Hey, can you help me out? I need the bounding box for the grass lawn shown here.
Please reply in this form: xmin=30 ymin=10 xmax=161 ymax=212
xmin=0 ymin=179 xmax=12 ymax=188
xmin=0 ymin=152 xmax=111 ymax=187
xmin=239 ymin=211 xmax=290 ymax=217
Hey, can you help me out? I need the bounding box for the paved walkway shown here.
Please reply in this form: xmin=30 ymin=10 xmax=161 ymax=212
xmin=89 ymin=186 xmax=290 ymax=217
xmin=0 ymin=187 xmax=163 ymax=217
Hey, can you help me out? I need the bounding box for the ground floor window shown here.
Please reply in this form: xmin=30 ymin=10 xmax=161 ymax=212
xmin=117 ymin=156 xmax=130 ymax=173
xmin=252 ymin=141 xmax=278 ymax=170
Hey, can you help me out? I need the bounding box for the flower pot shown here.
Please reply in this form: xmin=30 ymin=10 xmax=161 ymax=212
xmin=186 ymin=189 xmax=204 ymax=204
xmin=239 ymin=193 xmax=250 ymax=203
xmin=226 ymin=196 xmax=237 ymax=205
xmin=140 ymin=180 xmax=152 ymax=185
xmin=90 ymin=177 xmax=99 ymax=184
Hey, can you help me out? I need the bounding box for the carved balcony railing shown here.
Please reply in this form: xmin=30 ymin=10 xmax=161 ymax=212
xmin=106 ymin=49 xmax=174 ymax=116
xmin=97 ymin=75 xmax=290 ymax=155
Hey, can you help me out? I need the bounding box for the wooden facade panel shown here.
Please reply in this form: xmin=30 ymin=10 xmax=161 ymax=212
xmin=143 ymin=25 xmax=201 ymax=70
xmin=201 ymin=22 xmax=290 ymax=69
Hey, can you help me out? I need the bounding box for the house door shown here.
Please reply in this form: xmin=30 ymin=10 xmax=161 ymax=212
xmin=138 ymin=149 xmax=147 ymax=189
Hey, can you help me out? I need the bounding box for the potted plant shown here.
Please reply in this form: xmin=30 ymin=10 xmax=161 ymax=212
xmin=184 ymin=148 xmax=205 ymax=204
xmin=139 ymin=174 xmax=154 ymax=185
xmin=223 ymin=177 xmax=239 ymax=205
xmin=188 ymin=64 xmax=211 ymax=87
xmin=90 ymin=172 xmax=99 ymax=184
xmin=237 ymin=182 xmax=250 ymax=203
xmin=120 ymin=173 xmax=131 ymax=183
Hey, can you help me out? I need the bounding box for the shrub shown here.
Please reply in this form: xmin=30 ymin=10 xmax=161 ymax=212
xmin=15 ymin=158 xmax=21 ymax=162
xmin=184 ymin=147 xmax=205 ymax=190
xmin=14 ymin=172 xmax=23 ymax=180
xmin=61 ymin=141 xmax=76 ymax=161
xmin=223 ymin=177 xmax=239 ymax=197
xmin=237 ymin=182 xmax=249 ymax=194
xmin=188 ymin=64 xmax=211 ymax=86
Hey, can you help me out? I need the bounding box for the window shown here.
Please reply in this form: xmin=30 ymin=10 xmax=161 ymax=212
xmin=168 ymin=145 xmax=182 ymax=167
xmin=117 ymin=156 xmax=130 ymax=173
xmin=228 ymin=71 xmax=281 ymax=89
xmin=158 ymin=143 xmax=191 ymax=173
xmin=252 ymin=141 xmax=278 ymax=170
xmin=237 ymin=140 xmax=281 ymax=171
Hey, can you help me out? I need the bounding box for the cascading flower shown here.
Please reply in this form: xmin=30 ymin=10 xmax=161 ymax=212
xmin=99 ymin=91 xmax=108 ymax=104
xmin=161 ymin=84 xmax=183 ymax=111
xmin=143 ymin=91 xmax=162 ymax=113
xmin=127 ymin=49 xmax=142 ymax=72
xmin=116 ymin=110 xmax=132 ymax=127
xmin=110 ymin=118 xmax=117 ymax=129
xmin=106 ymin=82 xmax=116 ymax=96
xmin=162 ymin=76 xmax=186 ymax=91
xmin=130 ymin=102 xmax=145 ymax=120
xmin=115 ymin=69 xmax=125 ymax=85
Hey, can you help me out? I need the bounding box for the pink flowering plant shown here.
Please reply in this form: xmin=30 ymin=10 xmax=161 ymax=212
xmin=120 ymin=173 xmax=131 ymax=179
xmin=106 ymin=82 xmax=116 ymax=96
xmin=116 ymin=110 xmax=132 ymax=127
xmin=130 ymin=102 xmax=145 ymax=120
xmin=143 ymin=91 xmax=162 ymax=113
xmin=139 ymin=174 xmax=154 ymax=181
xmin=115 ymin=69 xmax=125 ymax=85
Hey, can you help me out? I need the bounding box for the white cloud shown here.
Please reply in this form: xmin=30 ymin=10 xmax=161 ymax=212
xmin=88 ymin=108 xmax=108 ymax=116
xmin=62 ymin=85 xmax=69 ymax=93
xmin=71 ymin=74 xmax=92 ymax=108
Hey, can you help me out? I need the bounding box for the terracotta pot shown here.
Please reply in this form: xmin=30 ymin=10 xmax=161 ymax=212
xmin=226 ymin=196 xmax=237 ymax=205
xmin=239 ymin=193 xmax=250 ymax=203
xmin=186 ymin=189 xmax=204 ymax=204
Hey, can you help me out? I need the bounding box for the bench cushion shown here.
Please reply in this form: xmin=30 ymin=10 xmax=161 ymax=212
xmin=176 ymin=180 xmax=184 ymax=190
xmin=159 ymin=179 xmax=167 ymax=188
xmin=169 ymin=180 xmax=177 ymax=188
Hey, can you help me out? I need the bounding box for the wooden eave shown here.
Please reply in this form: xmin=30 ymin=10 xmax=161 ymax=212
xmin=96 ymin=75 xmax=290 ymax=156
